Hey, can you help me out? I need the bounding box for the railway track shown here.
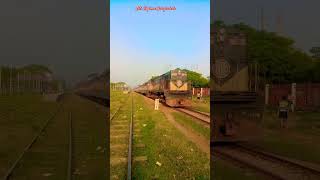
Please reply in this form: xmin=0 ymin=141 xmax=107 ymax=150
xmin=110 ymin=93 xmax=134 ymax=180
xmin=138 ymin=92 xmax=210 ymax=125
xmin=2 ymin=104 xmax=69 ymax=180
xmin=69 ymin=94 xmax=107 ymax=179
xmin=3 ymin=94 xmax=108 ymax=180
xmin=110 ymin=98 xmax=129 ymax=121
xmin=127 ymin=95 xmax=133 ymax=180
xmin=67 ymin=112 xmax=73 ymax=180
xmin=175 ymin=108 xmax=210 ymax=125
xmin=213 ymin=143 xmax=320 ymax=180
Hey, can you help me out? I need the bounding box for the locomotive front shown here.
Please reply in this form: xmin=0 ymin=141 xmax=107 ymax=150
xmin=211 ymin=25 xmax=263 ymax=143
xmin=165 ymin=69 xmax=192 ymax=107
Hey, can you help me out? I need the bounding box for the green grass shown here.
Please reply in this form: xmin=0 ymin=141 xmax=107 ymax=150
xmin=110 ymin=90 xmax=129 ymax=117
xmin=64 ymin=95 xmax=108 ymax=180
xmin=132 ymin=93 xmax=210 ymax=179
xmin=0 ymin=94 xmax=60 ymax=176
xmin=191 ymin=96 xmax=210 ymax=113
xmin=6 ymin=94 xmax=108 ymax=179
xmin=255 ymin=131 xmax=320 ymax=164
xmin=254 ymin=110 xmax=320 ymax=164
xmin=110 ymin=93 xmax=131 ymax=180
xmin=172 ymin=112 xmax=210 ymax=140
xmin=293 ymin=111 xmax=320 ymax=135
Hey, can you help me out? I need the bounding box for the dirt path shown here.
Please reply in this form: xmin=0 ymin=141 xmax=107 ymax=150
xmin=140 ymin=94 xmax=210 ymax=158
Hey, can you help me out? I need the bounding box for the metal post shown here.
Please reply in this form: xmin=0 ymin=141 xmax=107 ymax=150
xmin=291 ymin=83 xmax=296 ymax=112
xmin=17 ymin=72 xmax=20 ymax=93
xmin=9 ymin=65 xmax=12 ymax=95
xmin=0 ymin=66 xmax=2 ymax=94
xmin=255 ymin=63 xmax=258 ymax=92
xmin=29 ymin=73 xmax=32 ymax=92
xmin=67 ymin=112 xmax=73 ymax=180
xmin=249 ymin=64 xmax=252 ymax=91
xmin=33 ymin=79 xmax=35 ymax=92
xmin=23 ymin=70 xmax=26 ymax=93
xmin=265 ymin=84 xmax=269 ymax=105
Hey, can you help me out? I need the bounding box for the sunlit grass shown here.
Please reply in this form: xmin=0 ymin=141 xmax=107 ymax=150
xmin=132 ymin=93 xmax=210 ymax=179
xmin=191 ymin=96 xmax=210 ymax=113
xmin=172 ymin=112 xmax=210 ymax=140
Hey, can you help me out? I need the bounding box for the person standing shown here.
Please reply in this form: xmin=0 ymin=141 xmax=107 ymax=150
xmin=197 ymin=91 xmax=201 ymax=100
xmin=278 ymin=96 xmax=290 ymax=128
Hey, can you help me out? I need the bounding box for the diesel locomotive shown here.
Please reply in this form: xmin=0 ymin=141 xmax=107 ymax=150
xmin=135 ymin=69 xmax=192 ymax=107
xmin=211 ymin=24 xmax=263 ymax=143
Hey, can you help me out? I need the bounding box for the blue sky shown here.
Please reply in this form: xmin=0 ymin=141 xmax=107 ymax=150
xmin=111 ymin=0 xmax=210 ymax=87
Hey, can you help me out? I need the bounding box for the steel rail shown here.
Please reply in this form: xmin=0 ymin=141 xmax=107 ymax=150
xmin=110 ymin=105 xmax=122 ymax=121
xmin=214 ymin=144 xmax=320 ymax=180
xmin=175 ymin=108 xmax=210 ymax=125
xmin=2 ymin=104 xmax=63 ymax=180
xmin=213 ymin=148 xmax=285 ymax=180
xmin=127 ymin=94 xmax=133 ymax=180
xmin=138 ymin=92 xmax=210 ymax=125
xmin=234 ymin=143 xmax=320 ymax=177
xmin=67 ymin=112 xmax=73 ymax=180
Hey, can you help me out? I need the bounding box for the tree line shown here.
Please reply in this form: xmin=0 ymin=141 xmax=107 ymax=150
xmin=214 ymin=21 xmax=320 ymax=83
xmin=0 ymin=64 xmax=63 ymax=94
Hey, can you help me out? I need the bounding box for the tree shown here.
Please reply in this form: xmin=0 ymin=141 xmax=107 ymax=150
xmin=20 ymin=64 xmax=52 ymax=74
xmin=213 ymin=21 xmax=320 ymax=83
xmin=183 ymin=69 xmax=209 ymax=88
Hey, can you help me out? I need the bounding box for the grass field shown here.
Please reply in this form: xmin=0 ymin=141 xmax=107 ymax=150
xmin=110 ymin=91 xmax=129 ymax=117
xmin=213 ymin=159 xmax=264 ymax=180
xmin=110 ymin=92 xmax=131 ymax=180
xmin=132 ymin=93 xmax=210 ymax=179
xmin=0 ymin=94 xmax=60 ymax=177
xmin=191 ymin=96 xmax=210 ymax=114
xmin=212 ymin=108 xmax=320 ymax=179
xmin=253 ymin=109 xmax=320 ymax=164
xmin=64 ymin=94 xmax=108 ymax=180
xmin=0 ymin=93 xmax=108 ymax=179
xmin=172 ymin=112 xmax=210 ymax=140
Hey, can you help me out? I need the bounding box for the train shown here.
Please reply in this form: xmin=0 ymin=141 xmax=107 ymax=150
xmin=211 ymin=24 xmax=263 ymax=143
xmin=74 ymin=70 xmax=109 ymax=106
xmin=135 ymin=69 xmax=192 ymax=107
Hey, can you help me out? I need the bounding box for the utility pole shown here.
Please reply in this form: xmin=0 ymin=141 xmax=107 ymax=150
xmin=17 ymin=72 xmax=20 ymax=93
xmin=0 ymin=66 xmax=2 ymax=93
xmin=261 ymin=7 xmax=265 ymax=31
xmin=9 ymin=65 xmax=13 ymax=95
xmin=29 ymin=72 xmax=32 ymax=92
xmin=276 ymin=11 xmax=284 ymax=35
xmin=255 ymin=63 xmax=258 ymax=92
xmin=257 ymin=8 xmax=260 ymax=30
xmin=38 ymin=79 xmax=40 ymax=93
xmin=23 ymin=70 xmax=26 ymax=92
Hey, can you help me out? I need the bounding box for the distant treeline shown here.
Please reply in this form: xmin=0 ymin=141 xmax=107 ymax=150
xmin=214 ymin=21 xmax=320 ymax=83
xmin=184 ymin=69 xmax=209 ymax=88
xmin=0 ymin=64 xmax=63 ymax=94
